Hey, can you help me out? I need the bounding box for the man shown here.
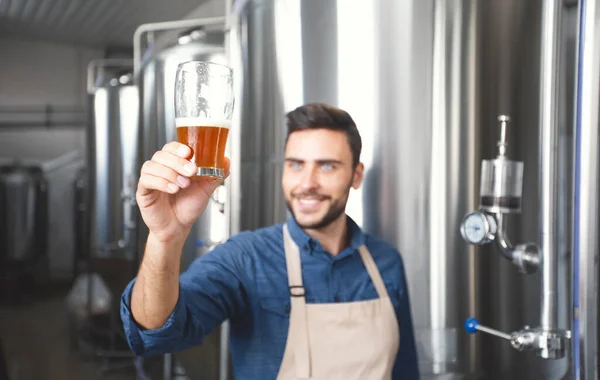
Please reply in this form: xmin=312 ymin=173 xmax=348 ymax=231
xmin=120 ymin=103 xmax=420 ymax=379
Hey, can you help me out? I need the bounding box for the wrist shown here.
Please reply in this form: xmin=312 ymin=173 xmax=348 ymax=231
xmin=144 ymin=232 xmax=188 ymax=270
xmin=149 ymin=228 xmax=187 ymax=243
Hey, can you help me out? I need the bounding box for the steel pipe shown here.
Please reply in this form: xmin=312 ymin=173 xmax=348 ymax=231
xmin=573 ymin=0 xmax=600 ymax=378
xmin=538 ymin=0 xmax=562 ymax=332
xmin=86 ymin=59 xmax=133 ymax=94
xmin=132 ymin=17 xmax=226 ymax=77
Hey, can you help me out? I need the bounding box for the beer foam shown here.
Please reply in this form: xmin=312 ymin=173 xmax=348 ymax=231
xmin=175 ymin=117 xmax=231 ymax=129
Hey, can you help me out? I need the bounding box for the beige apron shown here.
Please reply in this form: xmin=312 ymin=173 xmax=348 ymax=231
xmin=277 ymin=224 xmax=400 ymax=380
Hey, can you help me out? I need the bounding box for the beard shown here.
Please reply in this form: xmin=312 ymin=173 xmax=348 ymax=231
xmin=285 ymin=185 xmax=352 ymax=230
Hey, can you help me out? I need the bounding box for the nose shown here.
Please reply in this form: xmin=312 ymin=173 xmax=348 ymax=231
xmin=299 ymin=165 xmax=319 ymax=190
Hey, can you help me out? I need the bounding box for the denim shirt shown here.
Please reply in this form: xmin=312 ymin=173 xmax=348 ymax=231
xmin=120 ymin=216 xmax=420 ymax=380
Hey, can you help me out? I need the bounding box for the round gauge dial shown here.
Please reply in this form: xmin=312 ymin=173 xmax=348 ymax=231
xmin=460 ymin=212 xmax=497 ymax=245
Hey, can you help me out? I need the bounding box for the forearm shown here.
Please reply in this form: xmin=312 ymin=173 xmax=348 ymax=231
xmin=131 ymin=232 xmax=187 ymax=329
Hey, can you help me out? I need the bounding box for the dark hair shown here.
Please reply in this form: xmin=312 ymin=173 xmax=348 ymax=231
xmin=285 ymin=102 xmax=362 ymax=167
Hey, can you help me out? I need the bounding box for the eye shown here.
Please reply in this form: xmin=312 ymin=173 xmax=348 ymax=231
xmin=289 ymin=161 xmax=303 ymax=170
xmin=320 ymin=163 xmax=334 ymax=171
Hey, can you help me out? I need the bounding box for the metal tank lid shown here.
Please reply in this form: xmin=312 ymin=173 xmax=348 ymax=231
xmin=139 ymin=24 xmax=225 ymax=68
xmin=93 ymin=71 xmax=134 ymax=89
xmin=0 ymin=160 xmax=44 ymax=182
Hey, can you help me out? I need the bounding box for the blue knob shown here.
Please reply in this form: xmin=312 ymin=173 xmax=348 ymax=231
xmin=465 ymin=318 xmax=480 ymax=334
xmin=196 ymin=239 xmax=204 ymax=247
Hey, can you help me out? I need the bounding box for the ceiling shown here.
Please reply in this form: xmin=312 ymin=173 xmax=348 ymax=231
xmin=0 ymin=0 xmax=205 ymax=48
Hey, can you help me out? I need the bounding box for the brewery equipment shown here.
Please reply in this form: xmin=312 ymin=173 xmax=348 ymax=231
xmin=460 ymin=114 xmax=571 ymax=358
xmin=0 ymin=162 xmax=48 ymax=263
xmin=134 ymin=17 xmax=227 ymax=271
xmin=227 ymin=0 xmax=596 ymax=378
xmin=0 ymin=161 xmax=49 ymax=302
xmin=570 ymin=0 xmax=600 ymax=378
xmin=460 ymin=116 xmax=541 ymax=275
xmin=460 ymin=0 xmax=572 ymax=365
xmin=87 ymin=59 xmax=140 ymax=261
xmin=133 ymin=17 xmax=229 ymax=380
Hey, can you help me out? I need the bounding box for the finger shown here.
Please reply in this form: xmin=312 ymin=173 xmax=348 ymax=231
xmin=141 ymin=160 xmax=191 ymax=189
xmin=162 ymin=141 xmax=193 ymax=159
xmin=137 ymin=172 xmax=180 ymax=196
xmin=151 ymin=150 xmax=197 ymax=177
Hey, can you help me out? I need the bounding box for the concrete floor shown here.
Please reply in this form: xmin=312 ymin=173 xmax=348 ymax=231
xmin=0 ymin=283 xmax=138 ymax=380
xmin=0 ymin=277 xmax=222 ymax=380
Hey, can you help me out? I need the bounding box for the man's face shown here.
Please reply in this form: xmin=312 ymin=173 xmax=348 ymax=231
xmin=282 ymin=128 xmax=364 ymax=230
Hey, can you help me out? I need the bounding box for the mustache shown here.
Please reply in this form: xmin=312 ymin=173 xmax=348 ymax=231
xmin=292 ymin=191 xmax=330 ymax=200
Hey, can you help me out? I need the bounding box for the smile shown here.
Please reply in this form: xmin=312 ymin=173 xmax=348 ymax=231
xmin=295 ymin=197 xmax=327 ymax=211
xmin=298 ymin=199 xmax=320 ymax=204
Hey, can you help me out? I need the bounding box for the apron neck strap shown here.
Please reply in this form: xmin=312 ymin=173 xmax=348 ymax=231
xmin=282 ymin=223 xmax=390 ymax=299
xmin=357 ymin=246 xmax=390 ymax=299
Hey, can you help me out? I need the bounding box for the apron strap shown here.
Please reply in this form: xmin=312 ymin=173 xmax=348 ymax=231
xmin=358 ymin=245 xmax=390 ymax=299
xmin=282 ymin=224 xmax=311 ymax=378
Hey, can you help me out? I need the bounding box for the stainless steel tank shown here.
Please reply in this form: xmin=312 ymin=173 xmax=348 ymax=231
xmin=227 ymin=0 xmax=575 ymax=379
xmin=87 ymin=61 xmax=140 ymax=260
xmin=132 ymin=20 xmax=230 ymax=380
xmin=135 ymin=24 xmax=228 ymax=270
xmin=0 ymin=163 xmax=48 ymax=263
xmin=0 ymin=162 xmax=49 ymax=302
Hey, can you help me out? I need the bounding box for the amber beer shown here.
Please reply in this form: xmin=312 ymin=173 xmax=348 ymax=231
xmin=176 ymin=117 xmax=230 ymax=177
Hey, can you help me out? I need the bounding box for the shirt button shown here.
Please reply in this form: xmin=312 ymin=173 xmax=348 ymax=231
xmin=285 ymin=305 xmax=291 ymax=313
xmin=334 ymin=295 xmax=341 ymax=302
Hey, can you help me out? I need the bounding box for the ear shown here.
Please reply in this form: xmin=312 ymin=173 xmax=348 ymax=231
xmin=351 ymin=162 xmax=364 ymax=189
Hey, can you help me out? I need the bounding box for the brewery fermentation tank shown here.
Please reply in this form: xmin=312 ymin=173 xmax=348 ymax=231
xmin=133 ymin=19 xmax=229 ymax=380
xmin=135 ymin=23 xmax=228 ymax=270
xmin=0 ymin=162 xmax=49 ymax=302
xmin=0 ymin=163 xmax=48 ymax=264
xmin=87 ymin=60 xmax=140 ymax=260
xmin=228 ymin=0 xmax=579 ymax=378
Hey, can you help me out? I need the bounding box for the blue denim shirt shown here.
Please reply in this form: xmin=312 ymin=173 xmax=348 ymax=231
xmin=120 ymin=216 xmax=420 ymax=379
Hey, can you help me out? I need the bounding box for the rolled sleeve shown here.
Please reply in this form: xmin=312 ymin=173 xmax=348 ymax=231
xmin=119 ymin=236 xmax=251 ymax=357
xmin=120 ymin=279 xmax=188 ymax=357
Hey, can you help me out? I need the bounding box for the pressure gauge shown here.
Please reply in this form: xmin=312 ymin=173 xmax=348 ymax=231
xmin=460 ymin=211 xmax=497 ymax=245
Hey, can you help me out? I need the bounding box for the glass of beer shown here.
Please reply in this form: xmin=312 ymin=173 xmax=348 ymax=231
xmin=175 ymin=61 xmax=234 ymax=178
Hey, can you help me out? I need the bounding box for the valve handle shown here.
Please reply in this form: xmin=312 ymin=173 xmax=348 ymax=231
xmin=464 ymin=317 xmax=480 ymax=334
xmin=464 ymin=317 xmax=512 ymax=341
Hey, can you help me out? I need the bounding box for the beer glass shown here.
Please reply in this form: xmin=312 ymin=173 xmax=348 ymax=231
xmin=175 ymin=61 xmax=234 ymax=178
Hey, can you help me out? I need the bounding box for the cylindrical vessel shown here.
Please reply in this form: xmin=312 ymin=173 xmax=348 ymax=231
xmin=572 ymin=0 xmax=600 ymax=377
xmin=479 ymin=158 xmax=524 ymax=213
xmin=0 ymin=163 xmax=48 ymax=263
xmin=134 ymin=24 xmax=229 ymax=380
xmin=228 ymin=0 xmax=574 ymax=378
xmin=136 ymin=26 xmax=228 ymax=270
xmin=0 ymin=163 xmax=49 ymax=302
xmin=87 ymin=67 xmax=140 ymax=260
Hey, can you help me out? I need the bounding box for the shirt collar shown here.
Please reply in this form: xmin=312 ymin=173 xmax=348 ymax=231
xmin=285 ymin=214 xmax=366 ymax=253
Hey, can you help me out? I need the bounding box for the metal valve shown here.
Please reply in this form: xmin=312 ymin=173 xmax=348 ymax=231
xmin=460 ymin=115 xmax=541 ymax=274
xmin=465 ymin=318 xmax=571 ymax=359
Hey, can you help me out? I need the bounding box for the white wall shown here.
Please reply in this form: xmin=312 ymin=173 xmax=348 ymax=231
xmin=0 ymin=36 xmax=104 ymax=279
xmin=0 ymin=37 xmax=102 ymax=159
